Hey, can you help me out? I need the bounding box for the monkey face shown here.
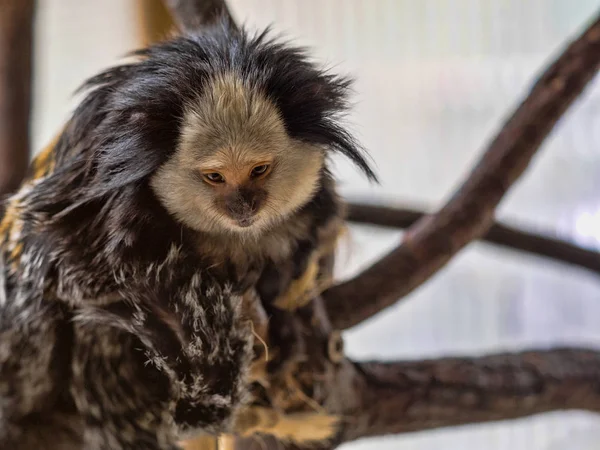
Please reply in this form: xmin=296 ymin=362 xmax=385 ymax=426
xmin=151 ymin=74 xmax=325 ymax=236
xmin=197 ymin=158 xmax=272 ymax=229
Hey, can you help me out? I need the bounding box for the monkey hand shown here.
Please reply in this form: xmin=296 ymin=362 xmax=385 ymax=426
xmin=233 ymin=406 xmax=340 ymax=444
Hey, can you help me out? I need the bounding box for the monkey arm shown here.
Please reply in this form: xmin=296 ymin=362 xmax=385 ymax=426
xmin=72 ymin=275 xmax=255 ymax=442
xmin=120 ymin=271 xmax=254 ymax=440
xmin=0 ymin=229 xmax=253 ymax=450
xmin=224 ymin=221 xmax=345 ymax=446
xmin=229 ymin=234 xmax=344 ymax=447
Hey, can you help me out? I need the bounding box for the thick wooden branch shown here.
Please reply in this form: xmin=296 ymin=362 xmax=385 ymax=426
xmin=323 ymin=14 xmax=600 ymax=330
xmin=0 ymin=0 xmax=35 ymax=201
xmin=346 ymin=202 xmax=600 ymax=276
xmin=343 ymin=348 xmax=600 ymax=442
xmin=163 ymin=0 xmax=236 ymax=33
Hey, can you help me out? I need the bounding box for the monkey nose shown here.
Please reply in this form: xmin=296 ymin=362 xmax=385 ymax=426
xmin=225 ymin=200 xmax=258 ymax=226
xmin=224 ymin=188 xmax=264 ymax=226
xmin=227 ymin=202 xmax=254 ymax=217
xmin=248 ymin=198 xmax=258 ymax=213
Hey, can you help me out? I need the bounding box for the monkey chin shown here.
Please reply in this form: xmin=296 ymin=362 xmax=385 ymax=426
xmin=224 ymin=208 xmax=290 ymax=236
xmin=222 ymin=216 xmax=267 ymax=238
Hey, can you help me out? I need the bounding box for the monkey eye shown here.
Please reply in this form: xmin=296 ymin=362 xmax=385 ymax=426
xmin=203 ymin=172 xmax=225 ymax=184
xmin=250 ymin=164 xmax=270 ymax=178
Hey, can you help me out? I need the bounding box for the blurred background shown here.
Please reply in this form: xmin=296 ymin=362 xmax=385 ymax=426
xmin=28 ymin=1 xmax=600 ymax=449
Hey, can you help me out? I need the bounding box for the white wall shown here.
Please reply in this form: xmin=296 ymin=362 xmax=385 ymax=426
xmin=32 ymin=2 xmax=600 ymax=449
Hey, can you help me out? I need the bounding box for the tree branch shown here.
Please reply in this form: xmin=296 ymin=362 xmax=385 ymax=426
xmin=0 ymin=0 xmax=35 ymax=201
xmin=343 ymin=348 xmax=600 ymax=442
xmin=163 ymin=0 xmax=236 ymax=34
xmin=136 ymin=0 xmax=176 ymax=46
xmin=345 ymin=202 xmax=600 ymax=276
xmin=323 ymin=13 xmax=600 ymax=330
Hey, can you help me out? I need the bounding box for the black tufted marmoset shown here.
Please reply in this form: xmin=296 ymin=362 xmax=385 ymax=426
xmin=0 ymin=21 xmax=376 ymax=449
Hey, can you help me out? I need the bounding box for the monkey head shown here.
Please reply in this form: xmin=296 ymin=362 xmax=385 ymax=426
xmin=145 ymin=26 xmax=378 ymax=238
xmin=35 ymin=23 xmax=377 ymax=246
xmin=151 ymin=74 xmax=326 ymax=235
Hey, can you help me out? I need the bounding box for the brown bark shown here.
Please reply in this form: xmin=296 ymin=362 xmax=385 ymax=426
xmin=345 ymin=348 xmax=600 ymax=441
xmin=163 ymin=0 xmax=237 ymax=33
xmin=0 ymin=0 xmax=35 ymax=201
xmin=236 ymin=347 xmax=600 ymax=446
xmin=323 ymin=14 xmax=600 ymax=330
xmin=346 ymin=202 xmax=600 ymax=276
xmin=136 ymin=0 xmax=177 ymax=46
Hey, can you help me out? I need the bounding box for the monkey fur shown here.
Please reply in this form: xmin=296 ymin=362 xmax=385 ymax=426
xmin=0 ymin=22 xmax=376 ymax=449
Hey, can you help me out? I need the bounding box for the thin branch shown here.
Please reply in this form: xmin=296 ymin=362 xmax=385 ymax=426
xmin=163 ymin=0 xmax=237 ymax=34
xmin=0 ymin=0 xmax=35 ymax=201
xmin=346 ymin=202 xmax=600 ymax=276
xmin=342 ymin=348 xmax=600 ymax=442
xmin=323 ymin=13 xmax=600 ymax=330
xmin=136 ymin=0 xmax=177 ymax=46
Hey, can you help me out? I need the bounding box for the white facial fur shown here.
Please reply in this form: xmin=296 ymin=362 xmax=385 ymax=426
xmin=151 ymin=74 xmax=325 ymax=238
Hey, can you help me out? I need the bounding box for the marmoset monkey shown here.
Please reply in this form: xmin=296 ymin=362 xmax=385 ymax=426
xmin=0 ymin=21 xmax=376 ymax=450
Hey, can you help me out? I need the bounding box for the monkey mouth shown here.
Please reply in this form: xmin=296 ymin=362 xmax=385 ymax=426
xmin=234 ymin=217 xmax=255 ymax=228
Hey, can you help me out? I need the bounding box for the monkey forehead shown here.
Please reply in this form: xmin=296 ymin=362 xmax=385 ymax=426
xmin=196 ymin=147 xmax=273 ymax=172
xmin=179 ymin=73 xmax=289 ymax=156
